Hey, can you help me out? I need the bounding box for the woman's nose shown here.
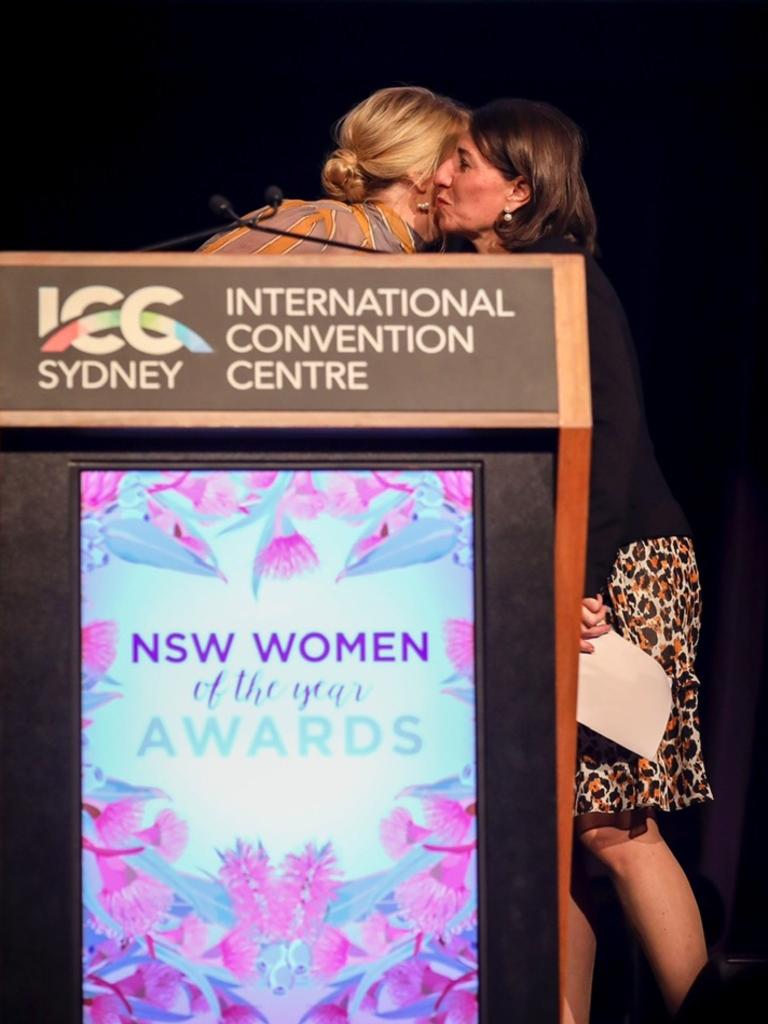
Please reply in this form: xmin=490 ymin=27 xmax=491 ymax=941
xmin=434 ymin=159 xmax=453 ymax=188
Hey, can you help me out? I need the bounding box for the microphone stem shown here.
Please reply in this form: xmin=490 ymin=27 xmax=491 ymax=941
xmin=139 ymin=213 xmax=379 ymax=254
xmin=232 ymin=217 xmax=376 ymax=253
xmin=138 ymin=221 xmax=240 ymax=252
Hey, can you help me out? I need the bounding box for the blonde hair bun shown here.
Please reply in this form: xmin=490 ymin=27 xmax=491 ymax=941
xmin=321 ymin=87 xmax=467 ymax=204
xmin=321 ymin=147 xmax=367 ymax=202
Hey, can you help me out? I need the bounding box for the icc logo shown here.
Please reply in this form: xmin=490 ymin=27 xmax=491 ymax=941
xmin=38 ymin=285 xmax=213 ymax=355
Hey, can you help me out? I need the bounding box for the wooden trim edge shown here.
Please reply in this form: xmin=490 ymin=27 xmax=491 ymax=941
xmin=0 ymin=410 xmax=561 ymax=429
xmin=555 ymin=425 xmax=591 ymax=1018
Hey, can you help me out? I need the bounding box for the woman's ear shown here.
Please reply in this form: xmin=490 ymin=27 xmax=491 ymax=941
xmin=506 ymin=175 xmax=532 ymax=210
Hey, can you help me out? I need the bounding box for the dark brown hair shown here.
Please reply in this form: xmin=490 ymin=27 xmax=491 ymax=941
xmin=471 ymin=98 xmax=597 ymax=253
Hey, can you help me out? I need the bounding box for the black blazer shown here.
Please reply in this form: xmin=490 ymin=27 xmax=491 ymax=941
xmin=525 ymin=236 xmax=692 ymax=595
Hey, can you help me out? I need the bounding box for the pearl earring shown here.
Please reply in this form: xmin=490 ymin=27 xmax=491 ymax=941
xmin=502 ymin=206 xmax=513 ymax=222
xmin=417 ymin=202 xmax=430 ymax=212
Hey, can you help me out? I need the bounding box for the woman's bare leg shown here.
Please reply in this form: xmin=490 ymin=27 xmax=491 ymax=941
xmin=579 ymin=818 xmax=707 ymax=1015
xmin=563 ymin=842 xmax=597 ymax=1024
xmin=564 ymin=896 xmax=597 ymax=1023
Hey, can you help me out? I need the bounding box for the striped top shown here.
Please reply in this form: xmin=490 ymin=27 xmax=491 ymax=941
xmin=201 ymin=198 xmax=420 ymax=255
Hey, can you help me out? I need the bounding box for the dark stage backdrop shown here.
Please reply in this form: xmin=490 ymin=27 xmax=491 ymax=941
xmin=3 ymin=0 xmax=767 ymax=1015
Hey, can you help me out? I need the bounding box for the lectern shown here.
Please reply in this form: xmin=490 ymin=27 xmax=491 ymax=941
xmin=0 ymin=252 xmax=590 ymax=1023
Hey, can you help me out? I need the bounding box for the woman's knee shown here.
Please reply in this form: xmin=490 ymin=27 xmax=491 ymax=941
xmin=578 ymin=817 xmax=662 ymax=874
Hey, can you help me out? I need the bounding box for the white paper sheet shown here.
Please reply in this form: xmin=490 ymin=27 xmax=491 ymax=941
xmin=577 ymin=629 xmax=672 ymax=760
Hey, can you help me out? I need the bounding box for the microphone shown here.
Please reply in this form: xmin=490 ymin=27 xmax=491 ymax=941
xmin=208 ymin=188 xmax=281 ymax=226
xmin=138 ymin=186 xmax=285 ymax=252
xmin=208 ymin=190 xmax=373 ymax=254
xmin=264 ymin=185 xmax=284 ymax=210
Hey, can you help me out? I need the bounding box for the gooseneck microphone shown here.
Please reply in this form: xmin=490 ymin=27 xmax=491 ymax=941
xmin=138 ymin=185 xmax=287 ymax=252
xmin=207 ymin=190 xmax=373 ymax=254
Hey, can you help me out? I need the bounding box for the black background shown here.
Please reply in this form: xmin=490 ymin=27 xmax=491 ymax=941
xmin=3 ymin=1 xmax=767 ymax=1020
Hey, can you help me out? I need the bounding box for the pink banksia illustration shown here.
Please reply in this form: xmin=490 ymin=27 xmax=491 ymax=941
xmin=305 ymin=1005 xmax=349 ymax=1024
xmin=438 ymin=471 xmax=473 ymax=511
xmin=178 ymin=472 xmax=240 ymax=516
xmin=136 ymin=808 xmax=188 ymax=861
xmin=271 ymin=843 xmax=340 ymax=941
xmin=423 ymin=798 xmax=475 ymax=845
xmin=382 ymin=959 xmax=444 ymax=1006
xmin=255 ymin=532 xmax=319 ymax=580
xmin=94 ymin=799 xmax=143 ymax=848
xmin=312 ymin=925 xmax=351 ymax=977
xmin=97 ymin=858 xmax=173 ymax=938
xmin=221 ymin=926 xmax=260 ymax=979
xmin=81 ymin=471 xmax=125 ymax=513
xmin=441 ymin=989 xmax=479 ymax=1024
xmin=222 ymin=1007 xmax=265 ymax=1024
xmin=361 ymin=912 xmax=410 ymax=956
xmin=444 ymin=618 xmax=474 ymax=678
xmin=140 ymin=961 xmax=184 ymax=1009
xmin=245 ymin=470 xmax=279 ymax=493
xmin=219 ymin=840 xmax=273 ymax=931
xmin=380 ymin=807 xmax=431 ymax=859
xmin=82 ymin=620 xmax=119 ymax=676
xmin=394 ymin=852 xmax=472 ymax=939
xmin=88 ymin=993 xmax=132 ymax=1024
xmin=284 ymin=471 xmax=326 ymax=519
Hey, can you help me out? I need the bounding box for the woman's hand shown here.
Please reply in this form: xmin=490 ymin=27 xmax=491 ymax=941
xmin=580 ymin=594 xmax=612 ymax=654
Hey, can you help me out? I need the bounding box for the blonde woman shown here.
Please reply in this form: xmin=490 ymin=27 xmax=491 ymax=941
xmin=202 ymin=86 xmax=467 ymax=255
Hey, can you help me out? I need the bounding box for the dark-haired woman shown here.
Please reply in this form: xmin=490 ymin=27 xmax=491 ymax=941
xmin=434 ymin=100 xmax=713 ymax=1023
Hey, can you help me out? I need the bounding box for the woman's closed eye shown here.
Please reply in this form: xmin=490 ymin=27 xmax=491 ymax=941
xmin=456 ymin=147 xmax=471 ymax=170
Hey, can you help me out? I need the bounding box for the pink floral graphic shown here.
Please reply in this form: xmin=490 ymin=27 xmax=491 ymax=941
xmin=270 ymin=843 xmax=340 ymax=942
xmin=221 ymin=926 xmax=260 ymax=979
xmin=444 ymin=618 xmax=474 ymax=678
xmin=312 ymin=925 xmax=351 ymax=977
xmin=97 ymin=859 xmax=174 ymax=938
xmin=136 ymin=808 xmax=188 ymax=861
xmin=82 ymin=468 xmax=477 ymax=1024
xmin=219 ymin=840 xmax=273 ymax=931
xmin=82 ymin=471 xmax=125 ymax=513
xmin=395 ymin=852 xmax=472 ymax=939
xmin=255 ymin=532 xmax=319 ymax=580
xmin=380 ymin=807 xmax=432 ymax=859
xmin=82 ymin=620 xmax=118 ymax=676
xmin=439 ymin=471 xmax=473 ymax=511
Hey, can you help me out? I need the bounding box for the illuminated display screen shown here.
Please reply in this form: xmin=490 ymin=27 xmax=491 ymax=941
xmin=81 ymin=467 xmax=478 ymax=1023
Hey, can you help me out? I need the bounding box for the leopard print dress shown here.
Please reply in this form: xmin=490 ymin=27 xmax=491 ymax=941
xmin=574 ymin=536 xmax=713 ymax=818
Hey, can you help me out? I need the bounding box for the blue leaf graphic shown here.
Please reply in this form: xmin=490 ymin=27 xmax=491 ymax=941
xmin=398 ymin=775 xmax=475 ymax=800
xmin=377 ymin=993 xmax=442 ymax=1019
xmin=103 ymin=519 xmax=222 ymax=579
xmin=327 ymin=847 xmax=441 ymax=926
xmin=349 ymin=939 xmax=416 ymax=1014
xmin=126 ymin=1001 xmax=194 ymax=1022
xmin=441 ymin=686 xmax=476 ymax=706
xmin=147 ymin=491 xmax=221 ymax=570
xmin=219 ymin=473 xmax=293 ymax=537
xmin=132 ymin=848 xmax=235 ymax=927
xmin=339 ymin=518 xmax=458 ymax=580
xmin=89 ymin=777 xmax=168 ymax=801
xmin=83 ymin=691 xmax=122 ymax=712
xmin=153 ymin=943 xmax=220 ymax=1016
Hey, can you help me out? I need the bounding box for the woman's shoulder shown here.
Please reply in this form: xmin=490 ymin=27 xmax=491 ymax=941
xmin=200 ymin=197 xmax=363 ymax=254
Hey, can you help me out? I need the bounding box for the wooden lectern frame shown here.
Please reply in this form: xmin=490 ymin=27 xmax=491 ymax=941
xmin=0 ymin=251 xmax=590 ymax=1023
